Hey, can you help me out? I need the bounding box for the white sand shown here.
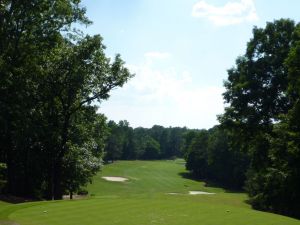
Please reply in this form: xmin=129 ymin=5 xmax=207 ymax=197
xmin=62 ymin=195 xmax=88 ymax=200
xmin=189 ymin=191 xmax=215 ymax=195
xmin=102 ymin=176 xmax=128 ymax=182
xmin=167 ymin=192 xmax=180 ymax=195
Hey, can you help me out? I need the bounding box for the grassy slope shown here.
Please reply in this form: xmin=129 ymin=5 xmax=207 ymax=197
xmin=88 ymin=160 xmax=225 ymax=196
xmin=1 ymin=160 xmax=300 ymax=225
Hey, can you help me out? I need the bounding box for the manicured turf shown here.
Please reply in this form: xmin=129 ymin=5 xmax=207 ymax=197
xmin=1 ymin=160 xmax=300 ymax=225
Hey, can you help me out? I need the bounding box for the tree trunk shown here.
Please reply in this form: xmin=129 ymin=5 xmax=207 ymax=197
xmin=53 ymin=159 xmax=63 ymax=200
xmin=49 ymin=113 xmax=71 ymax=200
xmin=51 ymin=162 xmax=55 ymax=200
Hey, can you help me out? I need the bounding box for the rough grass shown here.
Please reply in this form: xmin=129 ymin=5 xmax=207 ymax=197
xmin=1 ymin=160 xmax=300 ymax=225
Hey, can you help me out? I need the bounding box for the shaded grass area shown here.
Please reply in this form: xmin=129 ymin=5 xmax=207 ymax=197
xmin=1 ymin=160 xmax=300 ymax=225
xmin=178 ymin=172 xmax=244 ymax=193
xmin=0 ymin=195 xmax=38 ymax=204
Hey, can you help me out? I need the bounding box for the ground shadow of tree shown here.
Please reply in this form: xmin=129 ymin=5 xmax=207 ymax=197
xmin=178 ymin=171 xmax=245 ymax=194
xmin=0 ymin=195 xmax=36 ymax=204
xmin=0 ymin=221 xmax=20 ymax=225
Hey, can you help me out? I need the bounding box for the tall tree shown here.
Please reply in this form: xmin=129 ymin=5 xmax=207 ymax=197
xmin=142 ymin=137 xmax=160 ymax=160
xmin=41 ymin=35 xmax=132 ymax=198
xmin=219 ymin=19 xmax=300 ymax=217
xmin=104 ymin=121 xmax=124 ymax=162
xmin=245 ymin=23 xmax=300 ymax=217
xmin=207 ymin=127 xmax=249 ymax=189
xmin=185 ymin=130 xmax=209 ymax=178
xmin=0 ymin=0 xmax=133 ymax=199
xmin=220 ymin=18 xmax=297 ymax=181
xmin=0 ymin=0 xmax=90 ymax=198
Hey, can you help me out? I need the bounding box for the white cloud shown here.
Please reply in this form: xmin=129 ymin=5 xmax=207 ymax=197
xmin=100 ymin=52 xmax=224 ymax=129
xmin=192 ymin=0 xmax=259 ymax=26
xmin=144 ymin=52 xmax=171 ymax=60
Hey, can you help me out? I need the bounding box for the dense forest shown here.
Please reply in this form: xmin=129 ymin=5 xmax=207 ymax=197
xmin=103 ymin=122 xmax=248 ymax=190
xmin=0 ymin=0 xmax=132 ymax=200
xmin=185 ymin=19 xmax=300 ymax=218
xmin=103 ymin=121 xmax=190 ymax=161
xmin=0 ymin=0 xmax=300 ymax=220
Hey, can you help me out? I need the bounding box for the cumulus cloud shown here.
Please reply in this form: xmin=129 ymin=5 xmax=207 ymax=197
xmin=192 ymin=0 xmax=259 ymax=26
xmin=144 ymin=52 xmax=171 ymax=61
xmin=129 ymin=63 xmax=223 ymax=116
xmin=128 ymin=64 xmax=192 ymax=103
xmin=100 ymin=51 xmax=224 ymax=129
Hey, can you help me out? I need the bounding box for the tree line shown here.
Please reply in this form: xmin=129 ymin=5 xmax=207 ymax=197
xmin=1 ymin=0 xmax=300 ymax=219
xmin=104 ymin=121 xmax=249 ymax=190
xmin=185 ymin=19 xmax=300 ymax=218
xmin=104 ymin=121 xmax=190 ymax=161
xmin=0 ymin=0 xmax=132 ymax=200
xmin=184 ymin=126 xmax=249 ymax=190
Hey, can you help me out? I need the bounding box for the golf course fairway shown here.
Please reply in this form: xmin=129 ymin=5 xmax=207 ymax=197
xmin=1 ymin=160 xmax=300 ymax=225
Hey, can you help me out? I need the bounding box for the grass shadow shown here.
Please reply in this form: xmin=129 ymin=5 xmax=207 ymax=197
xmin=178 ymin=172 xmax=245 ymax=194
xmin=178 ymin=171 xmax=203 ymax=182
xmin=0 ymin=221 xmax=20 ymax=225
xmin=0 ymin=195 xmax=37 ymax=204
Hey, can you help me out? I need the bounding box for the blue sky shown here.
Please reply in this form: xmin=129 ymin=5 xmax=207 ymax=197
xmin=81 ymin=0 xmax=300 ymax=129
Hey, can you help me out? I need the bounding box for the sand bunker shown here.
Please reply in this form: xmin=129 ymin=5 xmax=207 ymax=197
xmin=189 ymin=191 xmax=215 ymax=195
xmin=62 ymin=195 xmax=88 ymax=200
xmin=167 ymin=191 xmax=215 ymax=195
xmin=102 ymin=176 xmax=128 ymax=182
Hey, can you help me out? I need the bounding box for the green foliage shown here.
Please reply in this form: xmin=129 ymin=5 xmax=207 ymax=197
xmin=104 ymin=122 xmax=188 ymax=161
xmin=0 ymin=0 xmax=132 ymax=199
xmin=0 ymin=163 xmax=6 ymax=193
xmin=185 ymin=19 xmax=300 ymax=218
xmin=62 ymin=111 xmax=107 ymax=198
xmin=184 ymin=127 xmax=249 ymax=189
xmin=182 ymin=130 xmax=199 ymax=157
xmin=207 ymin=128 xmax=249 ymax=189
xmin=223 ymin=19 xmax=295 ymax=126
xmin=142 ymin=137 xmax=160 ymax=159
xmin=185 ymin=130 xmax=209 ymax=178
xmin=246 ymin=119 xmax=300 ymax=217
xmin=219 ymin=19 xmax=300 ymax=218
xmin=63 ymin=141 xmax=102 ymax=198
xmin=246 ymin=25 xmax=300 ymax=217
xmin=104 ymin=121 xmax=126 ymax=162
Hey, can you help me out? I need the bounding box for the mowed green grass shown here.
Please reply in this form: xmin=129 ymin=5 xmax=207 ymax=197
xmin=1 ymin=160 xmax=300 ymax=225
xmin=88 ymin=160 xmax=224 ymax=197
